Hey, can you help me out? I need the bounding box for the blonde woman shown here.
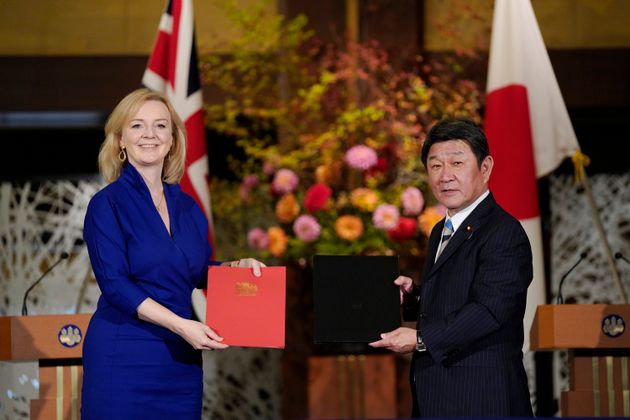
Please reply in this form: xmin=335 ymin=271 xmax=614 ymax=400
xmin=81 ymin=88 xmax=264 ymax=419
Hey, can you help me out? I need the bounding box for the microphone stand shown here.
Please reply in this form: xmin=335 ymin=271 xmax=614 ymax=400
xmin=21 ymin=252 xmax=69 ymax=316
xmin=615 ymin=252 xmax=630 ymax=265
xmin=556 ymin=252 xmax=587 ymax=304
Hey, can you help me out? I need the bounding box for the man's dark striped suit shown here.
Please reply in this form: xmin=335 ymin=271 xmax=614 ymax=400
xmin=410 ymin=193 xmax=534 ymax=417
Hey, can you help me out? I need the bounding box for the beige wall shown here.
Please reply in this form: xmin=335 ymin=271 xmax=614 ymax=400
xmin=1 ymin=0 xmax=629 ymax=55
xmin=532 ymin=0 xmax=630 ymax=48
xmin=0 ymin=0 xmax=276 ymax=55
xmin=424 ymin=0 xmax=630 ymax=51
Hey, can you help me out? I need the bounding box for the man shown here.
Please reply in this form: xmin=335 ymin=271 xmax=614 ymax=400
xmin=370 ymin=118 xmax=533 ymax=417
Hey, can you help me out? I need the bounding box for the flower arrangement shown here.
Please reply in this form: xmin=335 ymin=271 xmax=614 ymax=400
xmin=201 ymin=2 xmax=480 ymax=264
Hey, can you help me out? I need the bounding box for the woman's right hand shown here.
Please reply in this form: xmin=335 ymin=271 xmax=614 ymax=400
xmin=394 ymin=275 xmax=414 ymax=303
xmin=175 ymin=319 xmax=229 ymax=351
xmin=136 ymin=298 xmax=229 ymax=351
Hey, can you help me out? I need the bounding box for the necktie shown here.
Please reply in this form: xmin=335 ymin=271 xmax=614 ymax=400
xmin=436 ymin=219 xmax=454 ymax=259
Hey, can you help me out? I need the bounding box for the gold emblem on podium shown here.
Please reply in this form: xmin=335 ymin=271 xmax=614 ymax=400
xmin=58 ymin=324 xmax=82 ymax=347
xmin=602 ymin=314 xmax=625 ymax=338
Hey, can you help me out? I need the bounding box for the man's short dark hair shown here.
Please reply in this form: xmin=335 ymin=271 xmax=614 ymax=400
xmin=421 ymin=118 xmax=490 ymax=168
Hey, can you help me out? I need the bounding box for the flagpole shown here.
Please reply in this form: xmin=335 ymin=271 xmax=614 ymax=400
xmin=580 ymin=173 xmax=628 ymax=303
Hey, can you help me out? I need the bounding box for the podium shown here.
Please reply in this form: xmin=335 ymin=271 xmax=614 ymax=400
xmin=0 ymin=314 xmax=91 ymax=420
xmin=308 ymin=354 xmax=399 ymax=419
xmin=530 ymin=304 xmax=630 ymax=417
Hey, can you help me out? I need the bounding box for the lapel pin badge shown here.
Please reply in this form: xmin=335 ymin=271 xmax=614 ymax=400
xmin=466 ymin=225 xmax=473 ymax=239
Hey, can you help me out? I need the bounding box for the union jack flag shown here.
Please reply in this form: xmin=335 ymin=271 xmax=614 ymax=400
xmin=142 ymin=0 xmax=215 ymax=251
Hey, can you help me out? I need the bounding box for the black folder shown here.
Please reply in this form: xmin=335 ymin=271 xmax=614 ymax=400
xmin=313 ymin=254 xmax=400 ymax=343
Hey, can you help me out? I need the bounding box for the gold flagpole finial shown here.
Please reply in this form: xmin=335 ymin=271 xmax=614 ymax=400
xmin=571 ymin=149 xmax=590 ymax=184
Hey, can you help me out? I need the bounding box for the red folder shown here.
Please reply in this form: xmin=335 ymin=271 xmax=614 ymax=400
xmin=206 ymin=266 xmax=286 ymax=348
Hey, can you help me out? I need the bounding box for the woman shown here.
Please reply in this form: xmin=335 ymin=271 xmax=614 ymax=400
xmin=81 ymin=88 xmax=264 ymax=419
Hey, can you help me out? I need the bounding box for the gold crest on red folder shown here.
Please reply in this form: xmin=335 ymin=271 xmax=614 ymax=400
xmin=235 ymin=281 xmax=258 ymax=297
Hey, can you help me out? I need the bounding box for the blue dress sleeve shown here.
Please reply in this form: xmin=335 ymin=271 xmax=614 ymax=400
xmin=84 ymin=194 xmax=150 ymax=315
xmin=196 ymin=261 xmax=223 ymax=289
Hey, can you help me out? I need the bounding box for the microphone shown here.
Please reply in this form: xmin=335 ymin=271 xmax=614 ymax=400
xmin=615 ymin=252 xmax=630 ymax=265
xmin=556 ymin=251 xmax=588 ymax=304
xmin=21 ymin=252 xmax=69 ymax=316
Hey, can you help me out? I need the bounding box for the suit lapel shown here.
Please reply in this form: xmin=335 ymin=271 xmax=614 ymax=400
xmin=426 ymin=194 xmax=496 ymax=278
xmin=422 ymin=221 xmax=442 ymax=276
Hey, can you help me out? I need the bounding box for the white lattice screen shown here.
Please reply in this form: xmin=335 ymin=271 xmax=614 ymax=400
xmin=549 ymin=173 xmax=630 ymax=411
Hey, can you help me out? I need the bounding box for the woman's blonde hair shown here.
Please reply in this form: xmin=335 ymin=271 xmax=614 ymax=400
xmin=98 ymin=88 xmax=187 ymax=184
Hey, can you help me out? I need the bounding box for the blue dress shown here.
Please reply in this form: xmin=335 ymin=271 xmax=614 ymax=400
xmin=81 ymin=164 xmax=215 ymax=419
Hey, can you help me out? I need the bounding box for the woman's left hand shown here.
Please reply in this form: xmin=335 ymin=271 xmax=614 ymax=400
xmin=229 ymin=258 xmax=266 ymax=277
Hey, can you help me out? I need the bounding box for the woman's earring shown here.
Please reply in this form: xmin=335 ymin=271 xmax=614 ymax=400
xmin=118 ymin=148 xmax=127 ymax=162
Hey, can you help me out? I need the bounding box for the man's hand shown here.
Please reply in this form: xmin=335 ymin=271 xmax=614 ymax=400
xmin=228 ymin=258 xmax=266 ymax=277
xmin=369 ymin=327 xmax=417 ymax=354
xmin=395 ymin=275 xmax=414 ymax=303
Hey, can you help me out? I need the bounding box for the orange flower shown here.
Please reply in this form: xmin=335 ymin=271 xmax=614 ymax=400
xmin=315 ymin=162 xmax=342 ymax=185
xmin=417 ymin=205 xmax=446 ymax=237
xmin=350 ymin=188 xmax=379 ymax=212
xmin=315 ymin=165 xmax=331 ymax=184
xmin=335 ymin=215 xmax=364 ymax=241
xmin=275 ymin=193 xmax=300 ymax=223
xmin=267 ymin=226 xmax=288 ymax=257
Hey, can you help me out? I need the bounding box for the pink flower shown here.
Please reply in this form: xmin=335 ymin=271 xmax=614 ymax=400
xmin=293 ymin=215 xmax=321 ymax=242
xmin=247 ymin=228 xmax=269 ymax=250
xmin=239 ymin=184 xmax=251 ymax=201
xmin=372 ymin=203 xmax=400 ymax=230
xmin=242 ymin=174 xmax=259 ymax=188
xmin=271 ymin=169 xmax=299 ymax=194
xmin=401 ymin=187 xmax=425 ymax=216
xmin=239 ymin=175 xmax=260 ymax=201
xmin=345 ymin=145 xmax=378 ymax=171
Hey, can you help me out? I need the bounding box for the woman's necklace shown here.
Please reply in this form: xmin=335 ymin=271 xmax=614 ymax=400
xmin=154 ymin=189 xmax=165 ymax=210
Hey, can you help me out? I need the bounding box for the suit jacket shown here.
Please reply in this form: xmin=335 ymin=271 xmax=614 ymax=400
xmin=410 ymin=193 xmax=533 ymax=417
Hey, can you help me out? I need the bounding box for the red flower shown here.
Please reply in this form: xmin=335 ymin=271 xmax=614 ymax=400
xmin=374 ymin=157 xmax=389 ymax=172
xmin=365 ymin=146 xmax=393 ymax=180
xmin=366 ymin=157 xmax=389 ymax=176
xmin=304 ymin=184 xmax=332 ymax=213
xmin=387 ymin=217 xmax=418 ymax=242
